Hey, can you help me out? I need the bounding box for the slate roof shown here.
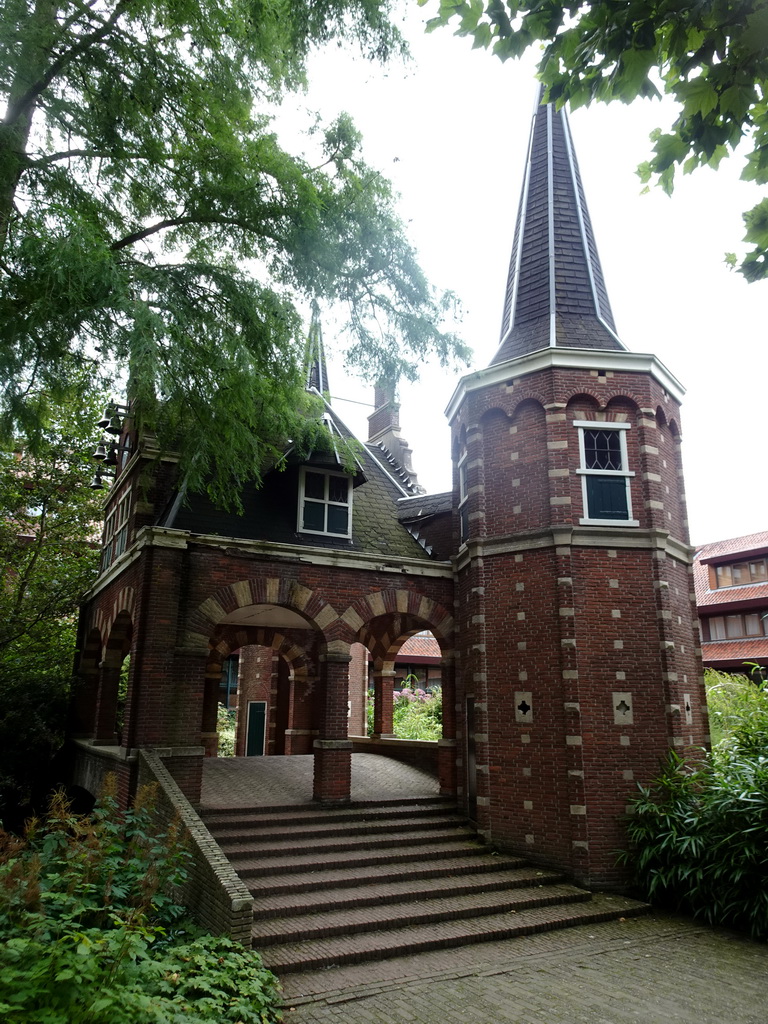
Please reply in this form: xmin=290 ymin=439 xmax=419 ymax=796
xmin=397 ymin=492 xmax=453 ymax=521
xmin=166 ymin=397 xmax=438 ymax=561
xmin=492 ymin=90 xmax=624 ymax=363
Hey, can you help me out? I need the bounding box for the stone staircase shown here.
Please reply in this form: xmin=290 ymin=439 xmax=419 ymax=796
xmin=201 ymin=797 xmax=648 ymax=975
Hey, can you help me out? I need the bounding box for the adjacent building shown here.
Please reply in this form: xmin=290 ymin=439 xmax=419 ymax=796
xmin=694 ymin=531 xmax=768 ymax=679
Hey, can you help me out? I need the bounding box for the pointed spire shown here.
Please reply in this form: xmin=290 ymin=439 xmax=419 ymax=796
xmin=492 ymin=88 xmax=625 ymax=365
xmin=304 ymin=301 xmax=330 ymax=398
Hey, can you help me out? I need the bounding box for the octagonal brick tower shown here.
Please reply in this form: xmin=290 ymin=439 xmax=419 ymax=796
xmin=447 ymin=92 xmax=708 ymax=887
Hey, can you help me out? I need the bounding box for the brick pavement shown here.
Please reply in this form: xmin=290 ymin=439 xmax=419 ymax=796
xmin=279 ymin=913 xmax=767 ymax=1024
xmin=200 ymin=754 xmax=439 ymax=808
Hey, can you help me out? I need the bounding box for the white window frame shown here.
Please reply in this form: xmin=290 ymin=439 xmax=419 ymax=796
xmin=574 ymin=421 xmax=638 ymax=527
xmin=298 ymin=467 xmax=352 ymax=538
xmin=457 ymin=451 xmax=469 ymax=544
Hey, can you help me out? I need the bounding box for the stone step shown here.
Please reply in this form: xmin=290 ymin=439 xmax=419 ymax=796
xmin=258 ymin=893 xmax=650 ymax=974
xmin=215 ymin=825 xmax=475 ymax=859
xmin=208 ymin=813 xmax=467 ymax=845
xmin=252 ymin=866 xmax=565 ymax=918
xmin=244 ymin=851 xmax=530 ymax=895
xmin=252 ymin=883 xmax=590 ymax=946
xmin=231 ymin=839 xmax=490 ymax=879
xmin=201 ymin=798 xmax=453 ymax=829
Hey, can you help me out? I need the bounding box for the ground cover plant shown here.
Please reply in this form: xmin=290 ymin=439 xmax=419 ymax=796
xmin=367 ymin=680 xmax=443 ymax=741
xmin=620 ymin=670 xmax=768 ymax=938
xmin=0 ymin=780 xmax=281 ymax=1023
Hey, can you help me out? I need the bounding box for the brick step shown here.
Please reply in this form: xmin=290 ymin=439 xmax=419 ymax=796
xmin=208 ymin=813 xmax=467 ymax=845
xmin=252 ymin=883 xmax=590 ymax=947
xmin=252 ymin=866 xmax=565 ymax=918
xmin=244 ymin=852 xmax=530 ymax=895
xmin=258 ymin=893 xmax=650 ymax=974
xmin=231 ymin=839 xmax=488 ymax=879
xmin=201 ymin=798 xmax=453 ymax=829
xmin=215 ymin=825 xmax=475 ymax=858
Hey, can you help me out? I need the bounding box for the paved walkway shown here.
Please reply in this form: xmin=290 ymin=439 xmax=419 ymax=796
xmin=200 ymin=753 xmax=439 ymax=808
xmin=280 ymin=912 xmax=767 ymax=1024
xmin=200 ymin=757 xmax=767 ymax=1022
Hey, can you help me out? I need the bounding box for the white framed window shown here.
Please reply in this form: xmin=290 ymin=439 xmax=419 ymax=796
xmin=101 ymin=486 xmax=132 ymax=569
xmin=574 ymin=421 xmax=638 ymax=526
xmin=457 ymin=452 xmax=468 ymax=544
xmin=298 ymin=468 xmax=352 ymax=538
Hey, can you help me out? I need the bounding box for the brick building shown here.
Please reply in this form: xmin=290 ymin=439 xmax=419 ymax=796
xmin=70 ymin=93 xmax=707 ymax=887
xmin=694 ymin=531 xmax=768 ymax=679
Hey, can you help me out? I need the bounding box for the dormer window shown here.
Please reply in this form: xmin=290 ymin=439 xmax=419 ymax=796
xmin=574 ymin=421 xmax=638 ymax=526
xmin=298 ymin=468 xmax=352 ymax=538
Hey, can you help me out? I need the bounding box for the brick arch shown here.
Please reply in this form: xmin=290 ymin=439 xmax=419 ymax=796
xmin=208 ymin=627 xmax=310 ymax=684
xmin=565 ymin=392 xmax=601 ymax=416
xmin=88 ymin=586 xmax=136 ymax=659
xmin=78 ymin=627 xmax=103 ymax=676
xmin=183 ymin=576 xmax=340 ymax=650
xmin=656 ymin=405 xmax=668 ymax=429
xmin=503 ymin=394 xmax=547 ymax=422
xmin=103 ymin=609 xmax=133 ymax=668
xmin=341 ymin=589 xmax=454 ymax=659
xmin=603 ymin=394 xmax=641 ymax=419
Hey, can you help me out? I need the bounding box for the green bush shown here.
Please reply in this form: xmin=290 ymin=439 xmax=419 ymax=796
xmin=705 ymin=668 xmax=768 ymax=750
xmin=217 ymin=704 xmax=237 ymax=757
xmin=0 ymin=782 xmax=282 ymax=1023
xmin=620 ymin=677 xmax=768 ymax=938
xmin=366 ymin=686 xmax=443 ymax=740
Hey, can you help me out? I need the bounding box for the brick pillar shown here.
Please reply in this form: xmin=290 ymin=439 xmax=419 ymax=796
xmin=201 ymin=661 xmax=220 ymax=757
xmin=372 ymin=667 xmax=395 ymax=737
xmin=348 ymin=643 xmax=368 ymax=737
xmin=313 ymin=651 xmax=352 ymax=803
xmin=437 ymin=654 xmax=457 ymax=796
xmin=93 ymin=663 xmax=120 ymax=743
xmin=69 ymin=671 xmax=99 ymax=737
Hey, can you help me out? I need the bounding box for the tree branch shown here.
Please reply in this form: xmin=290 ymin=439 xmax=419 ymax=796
xmin=4 ymin=0 xmax=135 ymax=129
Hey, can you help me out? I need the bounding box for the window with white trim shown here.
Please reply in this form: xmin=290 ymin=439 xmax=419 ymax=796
xmin=298 ymin=468 xmax=352 ymax=538
xmin=574 ymin=421 xmax=637 ymax=526
xmin=101 ymin=486 xmax=132 ymax=569
xmin=458 ymin=452 xmax=468 ymax=544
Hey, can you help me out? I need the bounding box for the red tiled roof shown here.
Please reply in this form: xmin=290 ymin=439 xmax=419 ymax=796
xmin=398 ymin=631 xmax=441 ymax=659
xmin=701 ymin=638 xmax=768 ymax=664
xmin=696 ymin=580 xmax=768 ymax=608
xmin=695 ymin=530 xmax=768 ymax=561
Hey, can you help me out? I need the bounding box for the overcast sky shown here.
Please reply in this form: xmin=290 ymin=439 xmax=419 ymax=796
xmin=287 ymin=8 xmax=767 ymax=547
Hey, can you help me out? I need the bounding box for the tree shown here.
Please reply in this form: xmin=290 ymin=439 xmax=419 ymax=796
xmin=0 ymin=0 xmax=469 ymax=506
xmin=0 ymin=385 xmax=104 ymax=813
xmin=422 ymin=0 xmax=768 ymax=281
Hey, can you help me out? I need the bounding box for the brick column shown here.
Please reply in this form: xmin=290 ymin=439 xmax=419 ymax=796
xmin=93 ymin=663 xmax=120 ymax=744
xmin=201 ymin=660 xmax=220 ymax=757
xmin=313 ymin=651 xmax=352 ymax=803
xmin=371 ymin=666 xmax=395 ymax=737
xmin=437 ymin=654 xmax=457 ymax=796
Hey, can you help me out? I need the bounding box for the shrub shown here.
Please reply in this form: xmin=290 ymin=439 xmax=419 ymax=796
xmin=366 ymin=687 xmax=442 ymax=740
xmin=0 ymin=782 xmax=281 ymax=1023
xmin=620 ymin=675 xmax=768 ymax=939
xmin=217 ymin=704 xmax=237 ymax=757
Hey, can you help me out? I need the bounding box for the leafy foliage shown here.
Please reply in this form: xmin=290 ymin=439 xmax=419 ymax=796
xmin=217 ymin=704 xmax=237 ymax=758
xmin=705 ymin=667 xmax=768 ymax=748
xmin=422 ymin=0 xmax=768 ymax=280
xmin=0 ymin=782 xmax=282 ymax=1023
xmin=620 ymin=675 xmax=768 ymax=938
xmin=0 ymin=0 xmax=469 ymax=505
xmin=367 ymin=683 xmax=443 ymax=740
xmin=0 ymin=386 xmax=105 ymax=812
